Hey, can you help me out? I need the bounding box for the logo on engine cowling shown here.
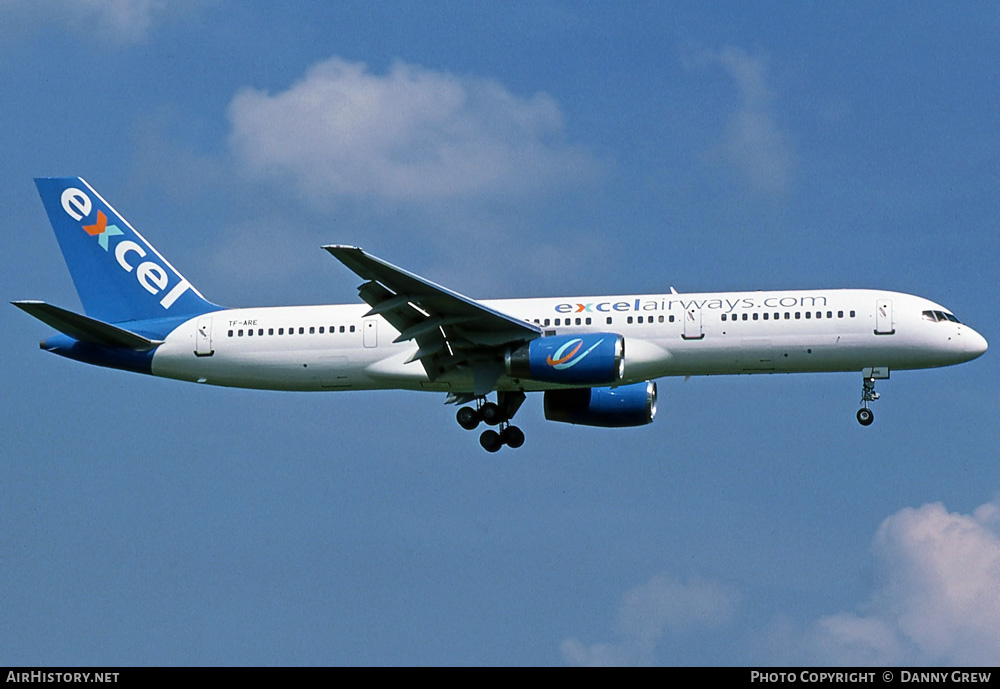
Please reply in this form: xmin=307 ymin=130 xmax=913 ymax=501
xmin=546 ymin=338 xmax=605 ymax=370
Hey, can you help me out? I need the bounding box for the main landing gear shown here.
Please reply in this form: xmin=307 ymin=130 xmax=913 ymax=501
xmin=857 ymin=366 xmax=889 ymax=426
xmin=456 ymin=391 xmax=526 ymax=452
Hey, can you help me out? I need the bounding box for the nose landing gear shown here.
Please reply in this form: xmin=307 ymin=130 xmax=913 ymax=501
xmin=857 ymin=366 xmax=889 ymax=426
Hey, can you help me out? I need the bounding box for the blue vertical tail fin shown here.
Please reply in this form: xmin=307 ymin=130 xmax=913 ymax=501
xmin=34 ymin=177 xmax=219 ymax=324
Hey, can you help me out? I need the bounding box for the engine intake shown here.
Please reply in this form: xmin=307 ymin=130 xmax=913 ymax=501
xmin=506 ymin=333 xmax=624 ymax=385
xmin=544 ymin=381 xmax=657 ymax=427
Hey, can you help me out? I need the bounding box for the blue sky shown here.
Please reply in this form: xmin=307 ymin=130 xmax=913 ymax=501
xmin=2 ymin=1 xmax=998 ymax=666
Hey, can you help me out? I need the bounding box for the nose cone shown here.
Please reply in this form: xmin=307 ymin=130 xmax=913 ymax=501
xmin=966 ymin=328 xmax=988 ymax=360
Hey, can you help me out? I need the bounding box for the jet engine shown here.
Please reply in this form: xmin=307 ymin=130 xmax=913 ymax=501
xmin=505 ymin=333 xmax=624 ymax=385
xmin=543 ymin=380 xmax=657 ymax=427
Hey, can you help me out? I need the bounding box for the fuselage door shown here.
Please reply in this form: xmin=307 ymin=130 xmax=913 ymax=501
xmin=363 ymin=318 xmax=378 ymax=348
xmin=875 ymin=299 xmax=895 ymax=335
xmin=195 ymin=316 xmax=214 ymax=357
xmin=682 ymin=306 xmax=704 ymax=340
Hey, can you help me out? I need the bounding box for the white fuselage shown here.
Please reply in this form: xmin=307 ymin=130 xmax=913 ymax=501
xmin=148 ymin=288 xmax=987 ymax=393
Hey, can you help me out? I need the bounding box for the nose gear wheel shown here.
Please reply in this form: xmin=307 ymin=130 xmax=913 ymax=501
xmin=857 ymin=367 xmax=888 ymax=426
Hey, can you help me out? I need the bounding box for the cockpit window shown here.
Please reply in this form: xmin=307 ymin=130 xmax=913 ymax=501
xmin=922 ymin=310 xmax=961 ymax=324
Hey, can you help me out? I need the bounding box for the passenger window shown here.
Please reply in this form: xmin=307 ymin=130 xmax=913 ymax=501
xmin=309 ymin=326 xmax=315 ymax=334
xmin=638 ymin=316 xmax=643 ymax=324
xmin=606 ymin=317 xmax=613 ymax=325
xmin=258 ymin=329 xmax=263 ymax=336
xmin=228 ymin=330 xmax=233 ymax=337
xmin=722 ymin=314 xmax=727 ymax=321
xmin=586 ymin=317 xmax=592 ymax=325
xmin=795 ymin=312 xmax=801 ymax=319
xmin=838 ymin=311 xmax=844 ymax=318
xmin=658 ymin=316 xmax=663 ymax=323
xmin=742 ymin=314 xmax=748 ymax=321
xmin=350 ymin=325 xmax=356 ymax=333
xmin=299 ymin=327 xmax=305 ymax=334
xmin=544 ymin=319 xmax=550 ymax=326
xmin=753 ymin=313 xmax=758 ymax=320
xmin=763 ymin=313 xmax=768 ymax=320
xmin=238 ymin=329 xmax=244 ymax=336
xmin=669 ymin=315 xmax=675 ymax=323
xmin=340 ymin=325 xmax=345 ymax=333
xmin=850 ymin=310 xmax=856 ymax=317
xmin=827 ymin=311 xmax=833 ymax=319
xmin=627 ymin=316 xmax=634 ymax=324
xmin=248 ymin=329 xmax=254 ymax=336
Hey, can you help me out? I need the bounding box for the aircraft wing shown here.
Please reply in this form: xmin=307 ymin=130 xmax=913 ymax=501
xmin=324 ymin=245 xmax=541 ymax=393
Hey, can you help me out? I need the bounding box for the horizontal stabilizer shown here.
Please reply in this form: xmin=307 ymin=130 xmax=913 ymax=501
xmin=12 ymin=300 xmax=161 ymax=351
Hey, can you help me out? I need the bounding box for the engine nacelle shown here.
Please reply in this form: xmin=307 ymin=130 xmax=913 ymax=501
xmin=506 ymin=333 xmax=624 ymax=385
xmin=543 ymin=381 xmax=657 ymax=428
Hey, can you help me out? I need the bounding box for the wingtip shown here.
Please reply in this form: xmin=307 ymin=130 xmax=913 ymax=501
xmin=11 ymin=299 xmax=43 ymax=309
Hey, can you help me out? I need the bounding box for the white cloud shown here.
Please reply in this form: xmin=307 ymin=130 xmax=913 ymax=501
xmin=761 ymin=497 xmax=1000 ymax=666
xmin=1 ymin=0 xmax=168 ymax=43
xmin=227 ymin=57 xmax=598 ymax=207
xmin=760 ymin=612 xmax=907 ymax=666
xmin=75 ymin=0 xmax=161 ymax=39
xmin=703 ymin=47 xmax=796 ymax=195
xmin=874 ymin=500 xmax=1000 ymax=664
xmin=575 ymin=498 xmax=1000 ymax=667
xmin=561 ymin=575 xmax=738 ymax=666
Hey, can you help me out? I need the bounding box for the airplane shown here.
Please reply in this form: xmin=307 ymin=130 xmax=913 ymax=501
xmin=14 ymin=177 xmax=988 ymax=452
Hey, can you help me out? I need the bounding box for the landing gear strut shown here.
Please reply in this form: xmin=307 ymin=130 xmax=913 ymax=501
xmin=456 ymin=391 xmax=526 ymax=452
xmin=857 ymin=366 xmax=889 ymax=426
